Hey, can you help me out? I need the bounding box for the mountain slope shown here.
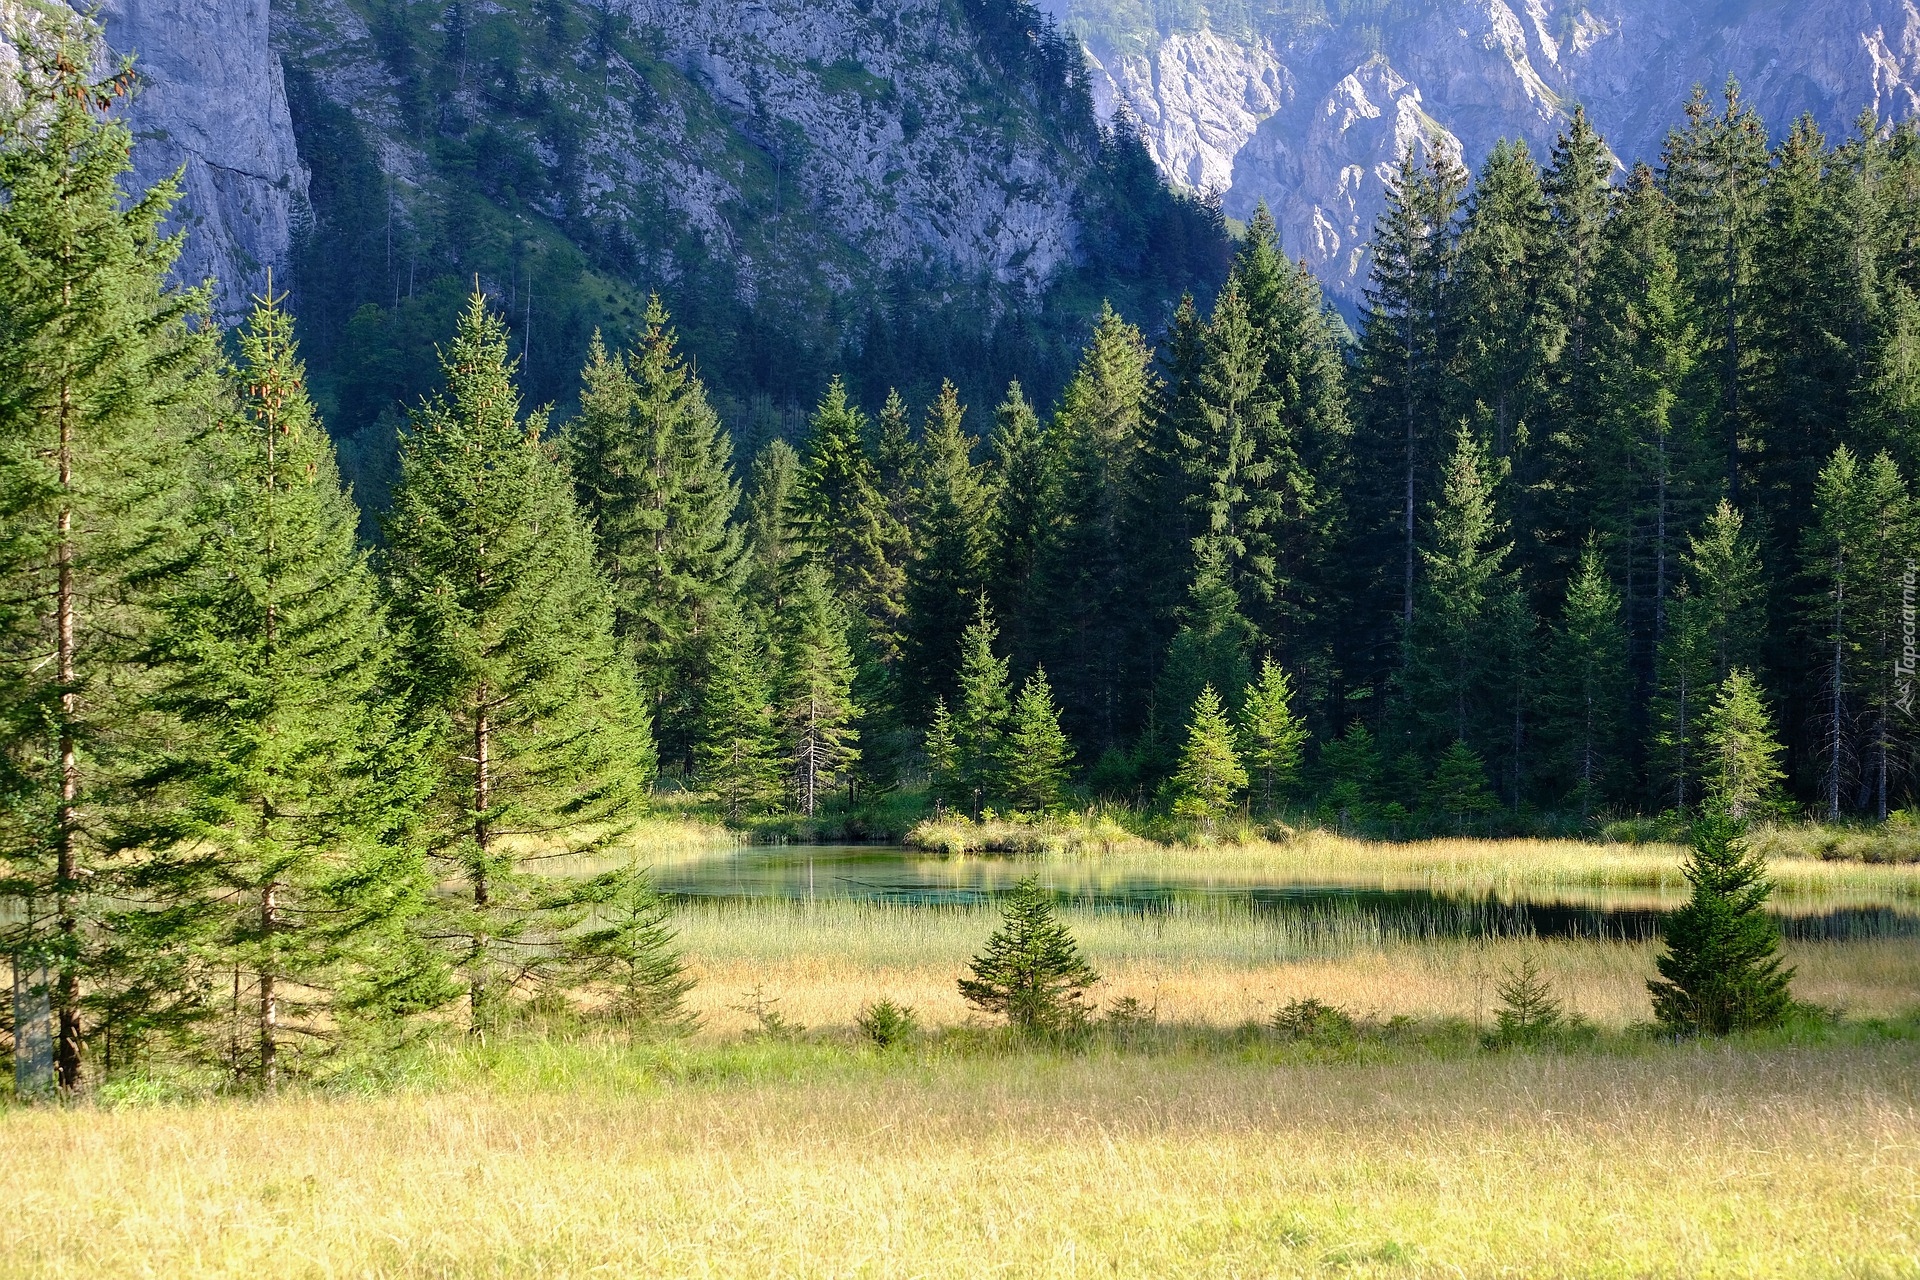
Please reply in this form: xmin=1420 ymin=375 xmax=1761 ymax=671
xmin=1056 ymin=0 xmax=1920 ymax=304
xmin=53 ymin=0 xmax=1222 ymax=472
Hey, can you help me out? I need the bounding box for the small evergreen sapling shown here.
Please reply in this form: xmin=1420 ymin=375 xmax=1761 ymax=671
xmin=1168 ymin=685 xmax=1247 ymax=824
xmin=1648 ymin=809 xmax=1795 ymax=1035
xmin=1486 ymin=956 xmax=1565 ymax=1048
xmin=1239 ymin=658 xmax=1309 ymax=814
xmin=924 ymin=697 xmax=962 ymax=812
xmin=958 ymin=877 xmax=1099 ymax=1035
xmin=560 ymin=866 xmax=695 ymax=1033
xmin=855 ymin=997 xmax=919 ymax=1048
xmin=1700 ymin=669 xmax=1786 ymax=821
xmin=1425 ymin=741 xmax=1499 ymax=830
xmin=1001 ymin=667 xmax=1073 ymax=813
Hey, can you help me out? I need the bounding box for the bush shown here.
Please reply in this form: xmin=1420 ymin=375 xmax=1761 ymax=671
xmin=957 ymin=878 xmax=1099 ymax=1035
xmin=1270 ymin=997 xmax=1356 ymax=1046
xmin=855 ymin=998 xmax=919 ymax=1049
xmin=1648 ymin=810 xmax=1795 ymax=1035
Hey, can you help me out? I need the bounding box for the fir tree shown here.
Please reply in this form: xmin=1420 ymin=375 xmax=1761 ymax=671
xmin=695 ymin=605 xmax=783 ymax=821
xmin=1652 ymin=583 xmax=1714 ymax=810
xmin=1545 ymin=542 xmax=1629 ymax=816
xmin=1700 ymin=668 xmax=1785 ymax=821
xmin=1002 ymin=667 xmax=1073 ymax=814
xmin=1239 ymin=658 xmax=1309 ymax=815
xmin=1685 ymin=499 xmax=1764 ymax=681
xmin=1648 ymin=809 xmax=1795 ymax=1034
xmin=777 ymin=563 xmax=860 ymax=816
xmin=901 ymin=381 xmax=992 ymax=714
xmin=383 ymin=292 xmax=655 ymax=1022
xmin=0 ymin=28 xmax=215 ymax=1090
xmin=958 ymin=877 xmax=1099 ymax=1035
xmin=125 ymin=289 xmax=445 ymax=1086
xmin=1168 ymin=685 xmax=1247 ymax=825
xmin=565 ymin=300 xmax=743 ymax=761
xmin=952 ymin=599 xmax=1013 ymax=818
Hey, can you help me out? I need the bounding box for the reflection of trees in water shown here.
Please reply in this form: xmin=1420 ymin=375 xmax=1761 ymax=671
xmin=649 ymin=847 xmax=1920 ymax=944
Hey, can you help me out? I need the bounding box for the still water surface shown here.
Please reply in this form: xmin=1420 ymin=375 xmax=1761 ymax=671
xmin=648 ymin=844 xmax=1920 ymax=944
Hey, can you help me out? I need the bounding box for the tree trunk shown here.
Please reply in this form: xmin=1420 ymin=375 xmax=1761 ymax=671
xmin=259 ymin=880 xmax=279 ymax=1093
xmin=54 ymin=361 xmax=81 ymax=1094
xmin=471 ymin=690 xmax=491 ymax=1027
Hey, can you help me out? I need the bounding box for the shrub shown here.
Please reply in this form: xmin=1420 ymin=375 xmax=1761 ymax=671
xmin=1648 ymin=809 xmax=1795 ymax=1034
xmin=1270 ymin=997 xmax=1356 ymax=1045
xmin=957 ymin=878 xmax=1099 ymax=1035
xmin=855 ymin=998 xmax=919 ymax=1048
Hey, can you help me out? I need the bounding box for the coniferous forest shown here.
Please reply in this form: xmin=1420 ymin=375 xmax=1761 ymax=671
xmin=5 ymin=8 xmax=1920 ymax=1097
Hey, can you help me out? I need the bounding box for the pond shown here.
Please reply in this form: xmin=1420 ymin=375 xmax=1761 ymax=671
xmin=647 ymin=844 xmax=1920 ymax=944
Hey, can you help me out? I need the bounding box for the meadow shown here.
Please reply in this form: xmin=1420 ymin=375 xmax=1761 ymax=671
xmin=6 ymin=830 xmax=1919 ymax=1278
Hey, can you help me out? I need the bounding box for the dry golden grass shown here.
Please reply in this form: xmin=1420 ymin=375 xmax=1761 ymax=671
xmin=3 ymin=1039 xmax=1916 ymax=1277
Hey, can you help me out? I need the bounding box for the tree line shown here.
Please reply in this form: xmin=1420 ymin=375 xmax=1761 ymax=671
xmin=0 ymin=21 xmax=1903 ymax=1090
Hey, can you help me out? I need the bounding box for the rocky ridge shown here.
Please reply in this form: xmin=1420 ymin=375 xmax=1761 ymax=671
xmin=1059 ymin=0 xmax=1920 ymax=304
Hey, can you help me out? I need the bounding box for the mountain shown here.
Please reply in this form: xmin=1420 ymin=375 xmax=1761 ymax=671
xmin=63 ymin=0 xmax=1223 ymax=481
xmin=1052 ymin=0 xmax=1920 ymax=305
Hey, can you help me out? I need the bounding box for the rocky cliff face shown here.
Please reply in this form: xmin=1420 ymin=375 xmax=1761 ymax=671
xmin=1059 ymin=0 xmax=1920 ymax=304
xmin=33 ymin=0 xmax=1127 ymax=335
xmin=98 ymin=0 xmax=309 ymax=322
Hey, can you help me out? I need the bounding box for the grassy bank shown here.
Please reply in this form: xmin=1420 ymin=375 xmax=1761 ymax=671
xmin=902 ymin=816 xmax=1920 ymax=900
xmin=5 ymin=1028 xmax=1916 ymax=1277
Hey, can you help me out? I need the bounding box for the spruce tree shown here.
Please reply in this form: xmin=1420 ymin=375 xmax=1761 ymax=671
xmin=1002 ymin=667 xmax=1073 ymax=814
xmin=985 ymin=382 xmax=1052 ymax=655
xmin=566 ymin=300 xmax=743 ymax=760
xmin=1402 ymin=424 xmax=1528 ymax=777
xmin=125 ymin=289 xmax=446 ymax=1086
xmin=1351 ymin=145 xmax=1469 ymax=675
xmin=901 ymin=381 xmax=992 ymax=714
xmin=1168 ymin=685 xmax=1247 ymax=825
xmin=0 ymin=28 xmax=214 ymax=1090
xmin=557 ymin=865 xmax=694 ymax=1032
xmin=794 ymin=378 xmax=896 ymax=643
xmin=1662 ymin=79 xmax=1771 ymax=501
xmin=952 ymin=599 xmax=1012 ymax=818
xmin=383 ymin=292 xmax=655 ymax=1022
xmin=1651 ymin=584 xmax=1714 ymax=811
xmin=695 ymin=604 xmax=783 ymax=821
xmin=1700 ymin=669 xmax=1786 ymax=821
xmin=1148 ymin=545 xmax=1256 ymax=778
xmin=742 ymin=438 xmax=801 ymax=615
xmin=1424 ymin=741 xmax=1499 ymax=830
xmin=1239 ymin=658 xmax=1309 ymax=815
xmin=1029 ymin=305 xmax=1158 ymax=752
xmin=1318 ymin=722 xmax=1381 ymax=826
xmin=1648 ymin=809 xmax=1794 ymax=1035
xmin=1545 ymin=542 xmax=1629 ymax=817
xmin=924 ymin=696 xmax=963 ymax=812
xmin=1685 ymin=499 xmax=1764 ymax=681
xmin=958 ymin=877 xmax=1098 ymax=1035
xmin=777 ymin=563 xmax=860 ymax=816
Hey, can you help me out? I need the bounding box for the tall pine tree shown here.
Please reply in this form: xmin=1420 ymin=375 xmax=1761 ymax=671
xmin=383 ymin=292 xmax=654 ymax=1022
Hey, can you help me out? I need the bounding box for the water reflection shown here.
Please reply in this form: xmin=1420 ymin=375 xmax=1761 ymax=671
xmin=647 ymin=845 xmax=1920 ymax=944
